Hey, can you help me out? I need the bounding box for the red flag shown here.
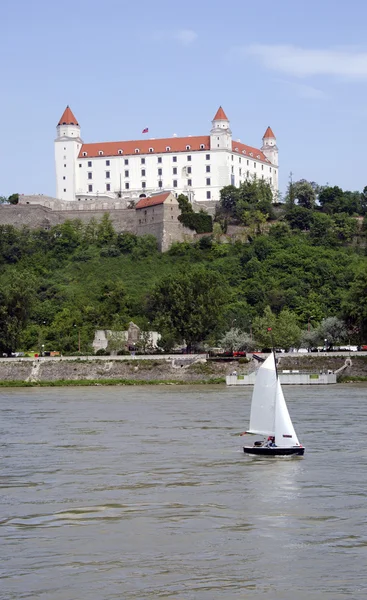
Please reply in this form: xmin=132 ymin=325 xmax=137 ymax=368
xmin=142 ymin=127 xmax=149 ymax=134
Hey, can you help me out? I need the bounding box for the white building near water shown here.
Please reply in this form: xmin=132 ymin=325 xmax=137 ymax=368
xmin=55 ymin=106 xmax=278 ymax=204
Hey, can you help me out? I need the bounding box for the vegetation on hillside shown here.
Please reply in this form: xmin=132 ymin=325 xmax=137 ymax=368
xmin=1 ymin=177 xmax=367 ymax=354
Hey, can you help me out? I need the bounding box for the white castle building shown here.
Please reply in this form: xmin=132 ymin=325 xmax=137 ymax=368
xmin=55 ymin=106 xmax=278 ymax=204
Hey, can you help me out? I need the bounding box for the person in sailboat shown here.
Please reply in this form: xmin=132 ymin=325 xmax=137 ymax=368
xmin=264 ymin=436 xmax=276 ymax=447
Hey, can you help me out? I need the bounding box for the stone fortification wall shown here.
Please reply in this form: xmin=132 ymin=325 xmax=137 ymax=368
xmin=0 ymin=204 xmax=137 ymax=233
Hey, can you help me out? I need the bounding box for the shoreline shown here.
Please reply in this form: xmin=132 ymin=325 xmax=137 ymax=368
xmin=0 ymin=355 xmax=367 ymax=387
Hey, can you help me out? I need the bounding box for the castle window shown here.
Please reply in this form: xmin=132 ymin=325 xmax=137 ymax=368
xmin=63 ymin=189 xmax=66 ymax=193
xmin=149 ymin=148 xmax=154 ymax=153
xmin=187 ymin=155 xmax=191 ymax=161
xmin=261 ymin=165 xmax=264 ymax=170
xmin=158 ymin=157 xmax=162 ymax=163
xmin=262 ymin=174 xmax=264 ymax=179
xmin=124 ymin=158 xmax=129 ymax=165
xmin=200 ymin=144 xmax=205 ymax=149
xmin=206 ymin=165 xmax=210 ymax=173
xmin=206 ymin=154 xmax=210 ymax=160
xmin=249 ymin=152 xmax=253 ymax=157
xmin=166 ymin=146 xmax=171 ymax=151
xmin=63 ymin=176 xmax=66 ymax=180
xmin=173 ymin=180 xmax=178 ymax=188
xmin=118 ymin=149 xmax=123 ymax=155
xmin=135 ymin=148 xmax=140 ymax=153
xmin=231 ymin=155 xmax=234 ymax=161
xmin=247 ymin=171 xmax=249 ymax=177
xmin=79 ymin=164 xmax=82 ymax=168
xmin=106 ymin=183 xmax=111 ymax=191
xmin=247 ymin=160 xmax=249 ymax=166
xmin=235 ymin=148 xmax=238 ymax=152
xmin=186 ymin=145 xmax=191 ymax=150
xmin=206 ymin=191 xmax=211 ymax=199
xmin=99 ymin=151 xmax=104 ymax=156
xmin=64 ymin=164 xmax=66 ymax=167
xmin=206 ymin=178 xmax=211 ymax=185
xmin=141 ymin=169 xmax=146 ymax=177
xmin=239 ymin=157 xmax=241 ymax=163
xmin=106 ymin=160 xmax=110 ymax=166
xmin=158 ymin=181 xmax=163 ymax=188
xmin=254 ymin=162 xmax=256 ymax=168
xmin=83 ymin=152 xmax=87 ymax=156
xmin=257 ymin=155 xmax=260 ymax=159
xmin=270 ymin=167 xmax=272 ymax=172
xmin=188 ymin=179 xmax=192 ymax=186
xmin=88 ymin=161 xmax=92 ymax=167
xmin=141 ymin=158 xmax=145 ymax=164
xmin=158 ymin=168 xmax=162 ymax=176
xmin=172 ymin=156 xmax=177 ymax=162
xmin=242 ymin=150 xmax=246 ymax=154
xmin=88 ymin=172 xmax=92 ymax=180
xmin=125 ymin=182 xmax=129 ymax=189
xmin=231 ymin=166 xmax=234 ymax=174
xmin=88 ymin=185 xmax=93 ymax=192
xmin=173 ymin=167 xmax=177 ymax=175
xmin=125 ymin=170 xmax=129 ymax=177
xmin=142 ymin=182 xmax=146 ymax=189
xmin=106 ymin=171 xmax=110 ymax=178
xmin=239 ymin=168 xmax=242 ymax=175
xmin=187 ymin=166 xmax=192 ymax=174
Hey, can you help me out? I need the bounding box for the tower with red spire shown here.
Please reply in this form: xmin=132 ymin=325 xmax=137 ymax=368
xmin=261 ymin=126 xmax=278 ymax=166
xmin=210 ymin=106 xmax=232 ymax=151
xmin=55 ymin=106 xmax=83 ymax=201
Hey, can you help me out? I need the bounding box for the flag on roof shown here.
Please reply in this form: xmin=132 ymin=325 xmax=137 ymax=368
xmin=142 ymin=127 xmax=149 ymax=134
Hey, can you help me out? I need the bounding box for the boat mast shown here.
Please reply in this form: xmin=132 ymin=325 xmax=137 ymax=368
xmin=267 ymin=327 xmax=278 ymax=379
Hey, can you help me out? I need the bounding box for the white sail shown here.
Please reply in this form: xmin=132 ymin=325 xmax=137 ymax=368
xmin=274 ymin=378 xmax=300 ymax=447
xmin=247 ymin=353 xmax=277 ymax=436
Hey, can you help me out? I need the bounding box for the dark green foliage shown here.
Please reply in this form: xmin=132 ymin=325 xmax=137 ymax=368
xmin=177 ymin=194 xmax=213 ymax=233
xmin=0 ymin=202 xmax=366 ymax=355
xmin=218 ymin=179 xmax=274 ymax=224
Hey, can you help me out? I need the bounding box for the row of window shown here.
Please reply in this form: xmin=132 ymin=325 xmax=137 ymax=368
xmin=86 ymin=165 xmax=212 ymax=181
xmin=87 ymin=182 xmax=213 ymax=195
xmin=81 ymin=154 xmax=212 ymax=169
xmin=78 ymin=157 xmax=272 ymax=172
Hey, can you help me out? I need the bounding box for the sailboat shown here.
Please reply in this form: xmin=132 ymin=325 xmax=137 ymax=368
xmin=242 ymin=352 xmax=305 ymax=456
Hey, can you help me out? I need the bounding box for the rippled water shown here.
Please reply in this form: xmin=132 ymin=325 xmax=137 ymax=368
xmin=1 ymin=384 xmax=367 ymax=599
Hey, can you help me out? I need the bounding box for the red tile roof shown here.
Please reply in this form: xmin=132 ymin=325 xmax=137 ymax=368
xmin=263 ymin=126 xmax=276 ymax=139
xmin=78 ymin=135 xmax=210 ymax=158
xmin=135 ymin=192 xmax=172 ymax=209
xmin=58 ymin=106 xmax=79 ymax=126
xmin=232 ymin=141 xmax=268 ymax=162
xmin=78 ymin=135 xmax=268 ymax=162
xmin=213 ymin=106 xmax=228 ymax=121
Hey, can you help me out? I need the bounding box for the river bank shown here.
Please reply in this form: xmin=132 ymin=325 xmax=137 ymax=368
xmin=0 ymin=354 xmax=367 ymax=386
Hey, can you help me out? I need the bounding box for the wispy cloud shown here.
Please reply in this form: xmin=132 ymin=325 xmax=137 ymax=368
xmin=275 ymin=78 xmax=327 ymax=99
xmin=236 ymin=44 xmax=367 ymax=79
xmin=152 ymin=29 xmax=198 ymax=46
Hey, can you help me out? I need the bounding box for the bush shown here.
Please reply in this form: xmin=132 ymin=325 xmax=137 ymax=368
xmin=95 ymin=348 xmax=109 ymax=356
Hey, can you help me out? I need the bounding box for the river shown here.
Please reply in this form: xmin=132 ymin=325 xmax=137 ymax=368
xmin=1 ymin=384 xmax=367 ymax=599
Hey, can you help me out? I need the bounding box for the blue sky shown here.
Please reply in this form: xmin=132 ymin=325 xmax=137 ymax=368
xmin=1 ymin=0 xmax=367 ymax=198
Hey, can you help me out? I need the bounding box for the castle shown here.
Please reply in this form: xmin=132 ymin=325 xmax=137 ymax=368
xmin=0 ymin=105 xmax=279 ymax=252
xmin=55 ymin=105 xmax=278 ymax=204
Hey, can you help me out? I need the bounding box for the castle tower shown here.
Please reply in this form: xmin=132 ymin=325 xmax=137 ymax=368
xmin=55 ymin=106 xmax=82 ymax=201
xmin=261 ymin=126 xmax=278 ymax=167
xmin=210 ymin=106 xmax=232 ymax=151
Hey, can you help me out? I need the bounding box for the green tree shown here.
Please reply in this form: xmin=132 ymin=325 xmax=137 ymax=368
xmin=292 ymin=179 xmax=317 ymax=209
xmin=0 ymin=270 xmax=36 ymax=354
xmin=147 ymin=267 xmax=228 ymax=350
xmin=219 ymin=328 xmax=256 ymax=352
